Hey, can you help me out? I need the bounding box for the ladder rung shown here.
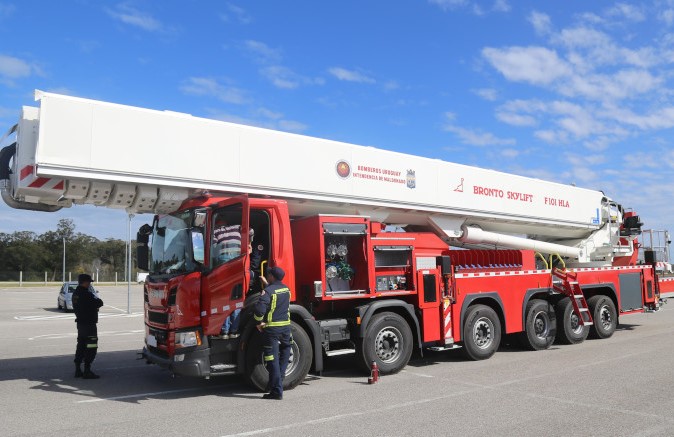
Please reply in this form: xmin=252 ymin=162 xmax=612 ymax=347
xmin=569 ymin=281 xmax=579 ymax=285
xmin=582 ymin=322 xmax=594 ymax=326
xmin=573 ymin=294 xmax=584 ymax=298
xmin=579 ymin=308 xmax=589 ymax=312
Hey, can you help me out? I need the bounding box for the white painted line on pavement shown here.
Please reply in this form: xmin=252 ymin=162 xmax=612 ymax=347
xmin=401 ymin=370 xmax=434 ymax=378
xmin=76 ymin=384 xmax=236 ymax=403
xmin=105 ymin=304 xmax=128 ymax=313
xmin=29 ymin=329 xmax=144 ymax=341
xmin=220 ymin=386 xmax=485 ymax=437
xmin=15 ymin=312 xmax=143 ymax=321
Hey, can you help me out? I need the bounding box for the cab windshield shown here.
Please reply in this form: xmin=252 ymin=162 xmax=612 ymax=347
xmin=150 ymin=210 xmax=198 ymax=275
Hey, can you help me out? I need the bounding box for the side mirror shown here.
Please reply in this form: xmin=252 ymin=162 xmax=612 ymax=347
xmin=193 ymin=210 xmax=207 ymax=228
xmin=137 ymin=224 xmax=152 ymax=271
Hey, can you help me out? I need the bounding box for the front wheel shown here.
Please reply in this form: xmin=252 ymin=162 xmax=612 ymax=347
xmin=245 ymin=321 xmax=313 ymax=392
xmin=462 ymin=304 xmax=501 ymax=360
xmin=587 ymin=295 xmax=617 ymax=339
xmin=358 ymin=312 xmax=413 ymax=374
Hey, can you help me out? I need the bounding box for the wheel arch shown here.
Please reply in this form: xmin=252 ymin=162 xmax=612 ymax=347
xmin=522 ymin=288 xmax=555 ymax=330
xmin=236 ymin=304 xmax=323 ymax=375
xmin=355 ymin=300 xmax=422 ymax=352
xmin=459 ymin=293 xmax=505 ymax=341
xmin=581 ymin=283 xmax=618 ymax=313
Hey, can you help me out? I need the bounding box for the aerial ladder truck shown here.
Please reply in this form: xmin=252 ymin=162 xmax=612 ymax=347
xmin=0 ymin=91 xmax=663 ymax=390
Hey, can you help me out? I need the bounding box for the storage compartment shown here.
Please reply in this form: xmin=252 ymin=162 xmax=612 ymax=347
xmin=291 ymin=216 xmax=372 ymax=299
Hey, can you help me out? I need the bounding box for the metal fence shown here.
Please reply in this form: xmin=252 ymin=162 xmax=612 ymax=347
xmin=0 ymin=270 xmax=141 ymax=286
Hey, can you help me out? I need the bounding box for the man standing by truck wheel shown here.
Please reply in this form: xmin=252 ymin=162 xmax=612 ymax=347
xmin=254 ymin=266 xmax=292 ymax=400
xmin=72 ymin=274 xmax=104 ymax=379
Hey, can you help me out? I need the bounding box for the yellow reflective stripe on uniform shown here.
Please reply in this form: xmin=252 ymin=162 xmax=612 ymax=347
xmin=253 ymin=314 xmax=264 ymax=322
xmin=86 ymin=344 xmax=98 ymax=348
xmin=264 ymin=355 xmax=274 ymax=362
xmin=267 ymin=293 xmax=277 ymax=324
xmin=265 ymin=320 xmax=291 ymax=327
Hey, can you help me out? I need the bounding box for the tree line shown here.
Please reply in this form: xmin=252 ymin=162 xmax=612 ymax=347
xmin=0 ymin=218 xmax=136 ymax=282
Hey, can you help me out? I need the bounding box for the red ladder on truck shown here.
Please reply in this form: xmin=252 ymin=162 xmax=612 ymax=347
xmin=552 ymin=268 xmax=594 ymax=326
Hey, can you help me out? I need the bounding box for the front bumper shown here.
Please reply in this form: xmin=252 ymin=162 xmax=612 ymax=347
xmin=142 ymin=346 xmax=213 ymax=377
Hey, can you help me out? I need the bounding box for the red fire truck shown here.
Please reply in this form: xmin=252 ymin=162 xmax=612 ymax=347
xmin=0 ymin=91 xmax=664 ymax=391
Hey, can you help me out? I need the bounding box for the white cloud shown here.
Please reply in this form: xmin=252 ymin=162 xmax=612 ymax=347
xmin=482 ymin=46 xmax=571 ymax=85
xmin=210 ymin=108 xmax=307 ymax=133
xmin=105 ymin=4 xmax=163 ymax=32
xmin=0 ymin=54 xmax=33 ymax=79
xmin=428 ymin=0 xmax=468 ymax=10
xmin=607 ymin=3 xmax=646 ymax=22
xmin=0 ymin=3 xmax=15 ymax=19
xmin=659 ymin=9 xmax=674 ymax=25
xmin=328 ymin=67 xmax=376 ymax=84
xmin=260 ymin=66 xmax=324 ymax=90
xmin=429 ymin=0 xmax=509 ymax=14
xmin=443 ymin=114 xmax=515 ymax=146
xmin=529 ymin=11 xmax=552 ymax=35
xmin=180 ymin=77 xmax=248 ymax=104
xmin=221 ymin=3 xmax=252 ymax=24
xmin=501 ymin=148 xmax=519 ymax=158
xmin=492 ymin=0 xmax=510 ymax=13
xmin=475 ymin=88 xmax=498 ymax=101
xmin=243 ymin=40 xmax=281 ymax=63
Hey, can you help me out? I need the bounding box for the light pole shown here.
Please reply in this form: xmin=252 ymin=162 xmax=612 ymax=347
xmin=62 ymin=236 xmax=66 ymax=283
xmin=127 ymin=213 xmax=134 ymax=314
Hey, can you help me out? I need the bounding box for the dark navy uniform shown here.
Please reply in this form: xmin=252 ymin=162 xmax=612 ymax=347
xmin=254 ymin=267 xmax=291 ymax=400
xmin=72 ymin=274 xmax=104 ymax=379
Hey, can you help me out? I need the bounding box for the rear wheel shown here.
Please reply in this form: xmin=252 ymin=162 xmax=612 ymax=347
xmin=462 ymin=304 xmax=501 ymax=360
xmin=245 ymin=321 xmax=312 ymax=392
xmin=521 ymin=299 xmax=556 ymax=350
xmin=587 ymin=295 xmax=617 ymax=339
xmin=358 ymin=312 xmax=413 ymax=374
xmin=555 ymin=297 xmax=590 ymax=344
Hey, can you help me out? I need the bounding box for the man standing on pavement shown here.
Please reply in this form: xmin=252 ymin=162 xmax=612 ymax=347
xmin=72 ymin=273 xmax=104 ymax=379
xmin=253 ymin=266 xmax=292 ymax=400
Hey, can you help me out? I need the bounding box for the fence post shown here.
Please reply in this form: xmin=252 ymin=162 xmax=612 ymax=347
xmin=19 ymin=271 xmax=22 ymax=287
xmin=44 ymin=272 xmax=47 ymax=285
xmin=69 ymin=272 xmax=71 ymax=282
xmin=115 ymin=272 xmax=118 ymax=286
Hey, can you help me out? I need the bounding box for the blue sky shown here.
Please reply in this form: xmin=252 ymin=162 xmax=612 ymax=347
xmin=1 ymin=0 xmax=674 ymax=240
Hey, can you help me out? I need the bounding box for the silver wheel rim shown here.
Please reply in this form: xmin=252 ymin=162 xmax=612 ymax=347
xmin=569 ymin=312 xmax=583 ymax=334
xmin=599 ymin=304 xmax=613 ymax=330
xmin=375 ymin=326 xmax=402 ymax=363
xmin=285 ymin=342 xmax=298 ymax=376
xmin=533 ymin=310 xmax=550 ymax=339
xmin=473 ymin=317 xmax=493 ymax=349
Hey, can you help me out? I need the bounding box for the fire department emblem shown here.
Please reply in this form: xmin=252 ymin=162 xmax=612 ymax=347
xmin=336 ymin=160 xmax=351 ymax=179
xmin=406 ymin=169 xmax=416 ymax=189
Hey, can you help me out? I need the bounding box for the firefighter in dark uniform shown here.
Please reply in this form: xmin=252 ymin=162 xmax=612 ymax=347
xmin=72 ymin=273 xmax=104 ymax=379
xmin=253 ymin=266 xmax=291 ymax=400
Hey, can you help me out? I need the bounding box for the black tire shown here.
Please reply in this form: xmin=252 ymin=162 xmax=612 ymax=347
xmin=587 ymin=295 xmax=617 ymax=339
xmin=462 ymin=304 xmax=501 ymax=360
xmin=521 ymin=299 xmax=556 ymax=351
xmin=555 ymin=297 xmax=590 ymax=344
xmin=358 ymin=312 xmax=413 ymax=374
xmin=245 ymin=321 xmax=312 ymax=392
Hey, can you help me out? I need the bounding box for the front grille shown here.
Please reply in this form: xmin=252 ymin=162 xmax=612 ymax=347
xmin=149 ymin=327 xmax=168 ymax=343
xmin=148 ymin=311 xmax=169 ymax=325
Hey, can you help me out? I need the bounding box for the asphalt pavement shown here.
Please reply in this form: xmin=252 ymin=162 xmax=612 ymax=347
xmin=1 ymin=285 xmax=673 ymax=437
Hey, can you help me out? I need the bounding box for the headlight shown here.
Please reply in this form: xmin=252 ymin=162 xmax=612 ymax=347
xmin=176 ymin=331 xmax=201 ymax=348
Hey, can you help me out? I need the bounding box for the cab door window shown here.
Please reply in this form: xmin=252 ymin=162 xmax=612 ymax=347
xmin=212 ymin=204 xmax=244 ymax=268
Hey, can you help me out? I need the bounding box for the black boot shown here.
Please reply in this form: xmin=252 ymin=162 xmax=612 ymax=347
xmin=82 ymin=364 xmax=100 ymax=379
xmin=74 ymin=363 xmax=83 ymax=378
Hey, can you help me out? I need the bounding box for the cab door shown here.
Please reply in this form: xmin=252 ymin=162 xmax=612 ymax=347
xmin=201 ymin=196 xmax=250 ymax=335
xmin=417 ymin=269 xmax=442 ymax=342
